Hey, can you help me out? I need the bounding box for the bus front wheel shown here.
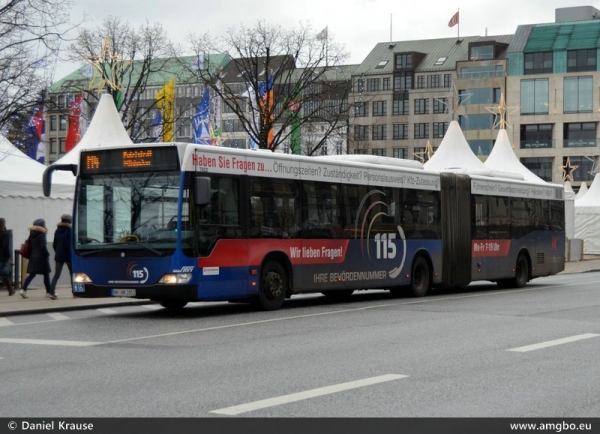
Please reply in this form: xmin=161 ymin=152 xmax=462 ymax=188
xmin=410 ymin=256 xmax=431 ymax=297
xmin=253 ymin=260 xmax=287 ymax=311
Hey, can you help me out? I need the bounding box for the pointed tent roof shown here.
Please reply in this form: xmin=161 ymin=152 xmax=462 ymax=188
xmin=564 ymin=180 xmax=575 ymax=200
xmin=52 ymin=94 xmax=134 ymax=166
xmin=424 ymin=121 xmax=493 ymax=174
xmin=575 ymin=181 xmax=588 ymax=200
xmin=0 ymin=135 xmax=74 ymax=198
xmin=484 ymin=129 xmax=547 ymax=184
xmin=575 ymin=175 xmax=600 ymax=208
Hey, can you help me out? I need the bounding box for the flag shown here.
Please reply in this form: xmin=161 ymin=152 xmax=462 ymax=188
xmin=65 ymin=94 xmax=84 ymax=153
xmin=258 ymin=75 xmax=274 ymax=148
xmin=211 ymin=81 xmax=222 ymax=145
xmin=448 ymin=11 xmax=459 ymax=27
xmin=26 ymin=105 xmax=45 ymax=163
xmin=192 ymin=87 xmax=211 ymax=145
xmin=152 ymin=110 xmax=163 ymax=142
xmin=287 ymin=86 xmax=302 ymax=155
xmin=241 ymin=84 xmax=259 ymax=150
xmin=316 ymin=26 xmax=328 ymax=41
xmin=156 ymin=77 xmax=175 ymax=142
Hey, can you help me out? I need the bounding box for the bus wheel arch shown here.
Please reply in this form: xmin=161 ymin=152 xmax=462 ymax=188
xmin=157 ymin=299 xmax=188 ymax=310
xmin=252 ymin=253 xmax=291 ymax=311
xmin=410 ymin=252 xmax=432 ymax=297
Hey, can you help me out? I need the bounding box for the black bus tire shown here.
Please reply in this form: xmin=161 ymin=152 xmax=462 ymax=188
xmin=514 ymin=254 xmax=529 ymax=288
xmin=410 ymin=256 xmax=431 ymax=297
xmin=158 ymin=300 xmax=188 ymax=310
xmin=253 ymin=260 xmax=287 ymax=311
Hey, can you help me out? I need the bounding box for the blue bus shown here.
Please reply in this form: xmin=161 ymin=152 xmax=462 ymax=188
xmin=43 ymin=143 xmax=565 ymax=310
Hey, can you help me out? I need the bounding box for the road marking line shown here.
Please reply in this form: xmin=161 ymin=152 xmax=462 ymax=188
xmin=97 ymin=308 xmax=118 ymax=314
xmin=211 ymin=374 xmax=409 ymax=415
xmin=0 ymin=338 xmax=100 ymax=347
xmin=508 ymin=333 xmax=600 ymax=352
xmin=48 ymin=312 xmax=69 ymax=321
xmin=0 ymin=318 xmax=14 ymax=327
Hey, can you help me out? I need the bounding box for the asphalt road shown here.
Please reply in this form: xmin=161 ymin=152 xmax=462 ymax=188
xmin=1 ymin=271 xmax=599 ymax=418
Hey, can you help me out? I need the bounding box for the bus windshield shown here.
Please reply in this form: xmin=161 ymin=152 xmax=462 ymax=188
xmin=74 ymin=171 xmax=191 ymax=256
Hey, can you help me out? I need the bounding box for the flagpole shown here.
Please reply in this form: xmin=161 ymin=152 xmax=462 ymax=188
xmin=457 ymin=8 xmax=460 ymax=40
xmin=326 ymin=26 xmax=329 ymax=67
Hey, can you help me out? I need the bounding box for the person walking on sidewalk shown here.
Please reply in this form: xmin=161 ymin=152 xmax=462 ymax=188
xmin=19 ymin=218 xmax=56 ymax=300
xmin=0 ymin=218 xmax=14 ymax=295
xmin=50 ymin=214 xmax=72 ymax=295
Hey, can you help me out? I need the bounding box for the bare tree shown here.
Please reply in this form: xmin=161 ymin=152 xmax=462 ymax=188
xmin=187 ymin=21 xmax=351 ymax=152
xmin=0 ymin=0 xmax=77 ymax=137
xmin=67 ymin=16 xmax=182 ymax=142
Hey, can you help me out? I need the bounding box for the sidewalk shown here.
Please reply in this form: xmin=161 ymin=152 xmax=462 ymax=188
xmin=1 ymin=257 xmax=600 ymax=317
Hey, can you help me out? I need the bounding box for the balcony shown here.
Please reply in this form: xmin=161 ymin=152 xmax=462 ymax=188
xmin=563 ymin=139 xmax=598 ymax=148
xmin=519 ymin=139 xmax=555 ymax=149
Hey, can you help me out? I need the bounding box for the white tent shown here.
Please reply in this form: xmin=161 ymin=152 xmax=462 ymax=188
xmin=52 ymin=93 xmax=134 ymax=167
xmin=484 ymin=129 xmax=547 ymax=184
xmin=0 ymin=135 xmax=75 ymax=249
xmin=575 ymin=174 xmax=600 ymax=254
xmin=575 ymin=181 xmax=588 ymax=200
xmin=564 ymin=180 xmax=575 ymax=200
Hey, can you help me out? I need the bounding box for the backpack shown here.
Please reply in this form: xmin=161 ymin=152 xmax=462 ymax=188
xmin=19 ymin=238 xmax=31 ymax=259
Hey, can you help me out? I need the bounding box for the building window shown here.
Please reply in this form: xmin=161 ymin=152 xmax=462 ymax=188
xmin=393 ymin=147 xmax=408 ymax=159
xmin=354 ymin=125 xmax=369 ymax=141
xmin=459 ymin=88 xmax=501 ymax=105
xmin=563 ymin=156 xmax=595 ymax=182
xmin=59 ymin=138 xmax=66 ymax=153
xmin=563 ymin=123 xmax=596 ymax=148
xmin=414 ymin=98 xmax=429 ymax=114
xmin=376 ymin=60 xmax=389 ymax=69
xmin=354 ymin=148 xmax=369 ymax=155
xmin=417 ymin=76 xmax=425 ymax=89
xmin=427 ymin=75 xmax=440 ymax=88
xmin=470 ymin=45 xmax=494 ymax=60
xmin=50 ymin=115 xmax=57 ymax=131
xmin=459 ymin=114 xmax=494 ymax=130
xmin=395 ymin=53 xmax=412 ymax=69
xmin=468 ymin=140 xmax=493 ymax=156
xmin=382 ymin=77 xmax=391 ymax=91
xmin=435 ymin=57 xmax=448 ymax=66
xmin=433 ymin=122 xmax=448 ymax=138
xmin=414 ymin=123 xmax=429 ymax=139
xmin=567 ymin=49 xmax=596 ymax=73
xmin=524 ymin=52 xmax=553 ymax=75
xmin=443 ymin=74 xmax=452 ymax=88
xmin=520 ymin=124 xmax=553 ymax=149
xmin=59 ymin=115 xmax=67 ymax=131
xmin=521 ymin=157 xmax=553 ymax=182
xmin=372 ymin=125 xmax=387 ymax=140
xmin=433 ymin=98 xmax=448 ymax=114
xmin=520 ymin=79 xmax=549 ymax=115
xmin=372 ymin=148 xmax=387 ymax=156
xmin=393 ymin=95 xmax=409 ymax=115
xmin=460 ymin=65 xmax=503 ymax=79
xmin=49 ymin=138 xmax=57 ymax=154
xmin=413 ymin=146 xmax=437 ymax=162
xmin=355 ymin=78 xmax=365 ymax=93
xmin=354 ymin=102 xmax=369 ymax=117
xmin=393 ymin=72 xmax=413 ymax=91
xmin=372 ymin=101 xmax=387 ymax=117
xmin=367 ymin=78 xmax=381 ymax=92
xmin=393 ymin=124 xmax=408 ymax=140
xmin=222 ymin=139 xmax=247 ymax=149
xmin=564 ymin=76 xmax=593 ymax=114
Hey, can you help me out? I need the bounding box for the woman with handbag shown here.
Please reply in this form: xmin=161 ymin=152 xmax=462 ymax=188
xmin=19 ymin=218 xmax=56 ymax=300
xmin=0 ymin=218 xmax=14 ymax=295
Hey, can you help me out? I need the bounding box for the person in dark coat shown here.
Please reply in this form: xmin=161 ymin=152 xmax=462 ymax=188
xmin=19 ymin=218 xmax=55 ymax=300
xmin=50 ymin=214 xmax=72 ymax=294
xmin=0 ymin=218 xmax=14 ymax=295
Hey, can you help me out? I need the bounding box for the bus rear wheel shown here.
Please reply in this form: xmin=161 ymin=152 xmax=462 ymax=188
xmin=252 ymin=260 xmax=287 ymax=311
xmin=497 ymin=254 xmax=529 ymax=289
xmin=158 ymin=300 xmax=188 ymax=310
xmin=410 ymin=256 xmax=431 ymax=297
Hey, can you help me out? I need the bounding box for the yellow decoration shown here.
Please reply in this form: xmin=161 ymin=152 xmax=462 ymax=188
xmin=156 ymin=78 xmax=175 ymax=142
xmin=561 ymin=157 xmax=579 ymax=183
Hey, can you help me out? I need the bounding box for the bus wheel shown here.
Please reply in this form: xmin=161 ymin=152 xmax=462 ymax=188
xmin=514 ymin=254 xmax=529 ymax=288
xmin=158 ymin=300 xmax=188 ymax=310
xmin=253 ymin=261 xmax=287 ymax=311
xmin=321 ymin=290 xmax=354 ymax=298
xmin=410 ymin=256 xmax=430 ymax=297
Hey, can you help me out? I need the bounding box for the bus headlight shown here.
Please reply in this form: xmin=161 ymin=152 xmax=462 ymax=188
xmin=73 ymin=273 xmax=92 ymax=283
xmin=158 ymin=273 xmax=192 ymax=284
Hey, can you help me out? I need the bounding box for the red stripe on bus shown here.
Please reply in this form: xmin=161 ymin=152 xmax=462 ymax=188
xmin=472 ymin=240 xmax=511 ymax=257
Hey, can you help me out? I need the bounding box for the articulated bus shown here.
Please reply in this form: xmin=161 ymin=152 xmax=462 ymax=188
xmin=44 ymin=143 xmax=565 ymax=311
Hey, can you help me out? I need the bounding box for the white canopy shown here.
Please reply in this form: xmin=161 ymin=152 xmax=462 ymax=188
xmin=575 ymin=174 xmax=600 ymax=254
xmin=0 ymin=135 xmax=75 ymax=249
xmin=564 ymin=181 xmax=575 ymax=200
xmin=484 ymin=129 xmax=547 ymax=184
xmin=575 ymin=181 xmax=588 ymax=200
xmin=52 ymin=93 xmax=134 ymax=167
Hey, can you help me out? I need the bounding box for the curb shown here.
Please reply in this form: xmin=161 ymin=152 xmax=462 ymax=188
xmin=0 ymin=299 xmax=157 ymax=317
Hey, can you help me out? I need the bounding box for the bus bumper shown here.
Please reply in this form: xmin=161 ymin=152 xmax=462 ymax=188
xmin=72 ymin=284 xmax=198 ymax=300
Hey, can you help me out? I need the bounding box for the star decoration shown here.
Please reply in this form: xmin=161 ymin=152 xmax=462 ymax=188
xmin=413 ymin=140 xmax=436 ymax=163
xmin=585 ymin=156 xmax=598 ymax=177
xmin=485 ymin=92 xmax=519 ymax=130
xmin=84 ymin=36 xmax=131 ymax=93
xmin=561 ymin=156 xmax=579 ymax=183
xmin=434 ymin=82 xmax=470 ymax=121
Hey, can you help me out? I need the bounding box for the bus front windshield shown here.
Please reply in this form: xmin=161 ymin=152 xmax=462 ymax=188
xmin=75 ymin=172 xmax=191 ymax=256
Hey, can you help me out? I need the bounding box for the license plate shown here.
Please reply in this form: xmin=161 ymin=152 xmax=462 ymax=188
xmin=72 ymin=284 xmax=85 ymax=293
xmin=112 ymin=288 xmax=136 ymax=297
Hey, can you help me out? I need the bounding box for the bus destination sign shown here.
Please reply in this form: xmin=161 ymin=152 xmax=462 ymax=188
xmin=80 ymin=147 xmax=180 ymax=174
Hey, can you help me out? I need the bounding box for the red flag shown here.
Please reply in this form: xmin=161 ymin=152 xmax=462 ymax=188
xmin=448 ymin=11 xmax=459 ymax=27
xmin=65 ymin=94 xmax=82 ymax=152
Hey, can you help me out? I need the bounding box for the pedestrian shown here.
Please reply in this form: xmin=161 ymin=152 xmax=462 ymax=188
xmin=0 ymin=218 xmax=14 ymax=295
xmin=50 ymin=214 xmax=72 ymax=295
xmin=19 ymin=218 xmax=56 ymax=300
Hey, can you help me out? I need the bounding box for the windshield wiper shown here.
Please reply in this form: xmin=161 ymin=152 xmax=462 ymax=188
xmin=79 ymin=241 xmax=165 ymax=257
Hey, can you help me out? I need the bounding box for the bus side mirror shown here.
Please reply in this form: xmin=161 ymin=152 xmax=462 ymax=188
xmin=195 ymin=177 xmax=211 ymax=206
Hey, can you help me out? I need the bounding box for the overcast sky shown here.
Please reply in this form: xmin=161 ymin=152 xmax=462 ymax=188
xmin=53 ymin=0 xmax=597 ymax=80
